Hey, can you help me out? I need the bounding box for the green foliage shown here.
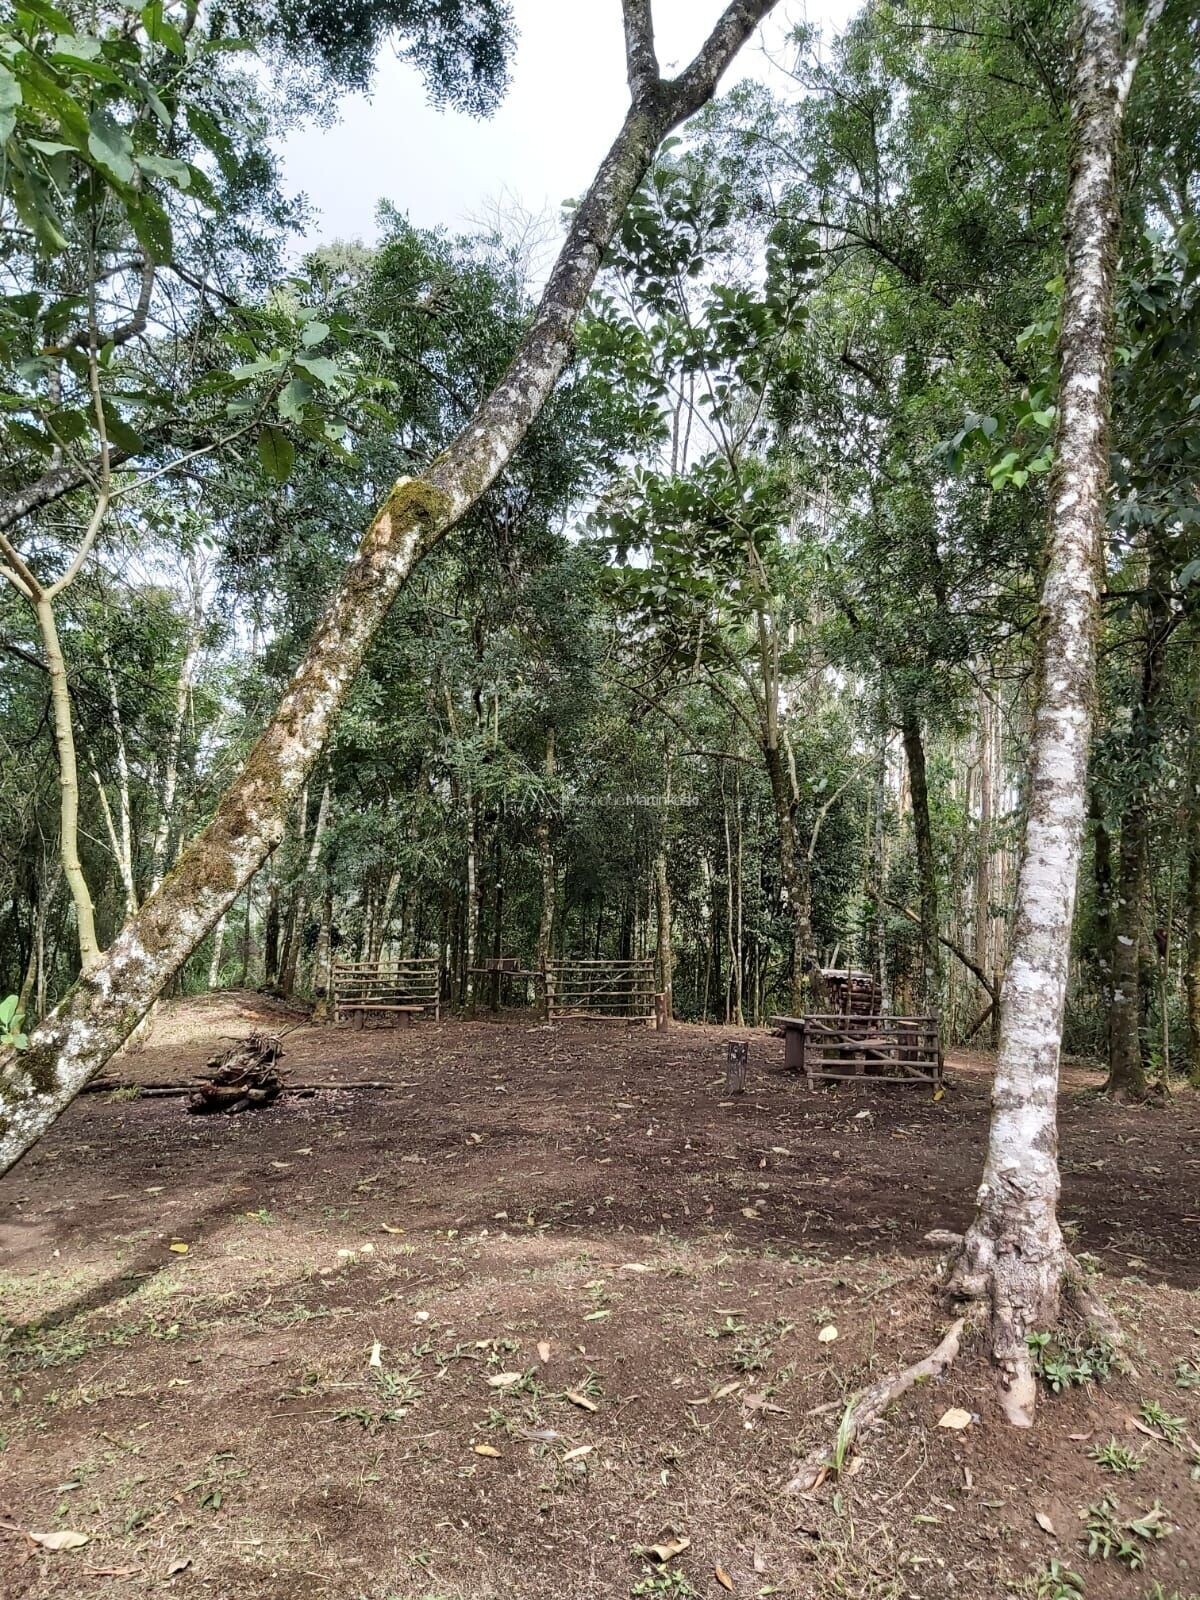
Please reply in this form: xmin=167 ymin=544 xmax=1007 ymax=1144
xmin=0 ymin=995 xmax=28 ymax=1050
xmin=1082 ymin=1498 xmax=1172 ymax=1569
xmin=1027 ymin=1560 xmax=1085 ymax=1600
xmin=1027 ymin=1331 xmax=1115 ymax=1395
xmin=1088 ymin=1438 xmax=1144 ymax=1474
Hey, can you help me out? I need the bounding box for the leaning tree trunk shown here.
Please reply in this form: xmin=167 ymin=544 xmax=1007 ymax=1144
xmin=0 ymin=0 xmax=779 ymax=1177
xmin=948 ymin=0 xmax=1154 ymax=1426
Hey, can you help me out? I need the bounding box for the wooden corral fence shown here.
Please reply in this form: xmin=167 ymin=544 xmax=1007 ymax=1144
xmin=772 ymin=1012 xmax=940 ymax=1089
xmin=545 ymin=958 xmax=658 ymax=1023
xmin=332 ymin=958 xmax=440 ymax=1027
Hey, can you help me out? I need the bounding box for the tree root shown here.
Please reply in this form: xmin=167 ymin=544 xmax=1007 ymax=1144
xmin=783 ymin=1318 xmax=966 ymax=1494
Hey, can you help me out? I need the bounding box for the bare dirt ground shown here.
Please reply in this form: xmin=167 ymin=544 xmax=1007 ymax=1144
xmin=2 ymin=991 xmax=1199 ymax=1600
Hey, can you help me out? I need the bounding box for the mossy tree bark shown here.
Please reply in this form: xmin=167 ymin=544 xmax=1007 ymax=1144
xmin=0 ymin=0 xmax=781 ymax=1177
xmin=948 ymin=0 xmax=1162 ymax=1426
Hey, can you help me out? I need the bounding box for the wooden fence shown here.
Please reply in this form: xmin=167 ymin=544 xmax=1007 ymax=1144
xmin=331 ymin=958 xmax=440 ymax=1025
xmin=545 ymin=958 xmax=658 ymax=1023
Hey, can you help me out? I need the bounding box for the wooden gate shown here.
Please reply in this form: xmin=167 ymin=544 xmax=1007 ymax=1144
xmin=545 ymin=958 xmax=657 ymax=1023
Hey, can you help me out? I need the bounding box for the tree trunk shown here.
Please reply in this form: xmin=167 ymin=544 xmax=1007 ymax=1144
xmin=536 ymin=730 xmax=557 ymax=977
xmin=0 ymin=0 xmax=782 ymax=1178
xmin=872 ymin=725 xmax=889 ymax=1009
xmin=974 ymin=682 xmax=994 ymax=999
xmin=764 ymin=739 xmax=809 ymax=1011
xmin=949 ymin=0 xmax=1149 ymax=1426
xmin=1187 ymin=639 xmax=1200 ymax=1086
xmin=1107 ymin=540 xmax=1171 ymax=1096
xmin=263 ymin=877 xmax=281 ymax=986
xmin=280 ymin=781 xmax=330 ymax=996
xmin=901 ymin=708 xmax=942 ymax=1049
xmin=208 ymin=913 xmax=226 ymax=990
xmin=149 ymin=567 xmax=204 ymax=893
xmin=36 ymin=595 xmax=100 ymax=971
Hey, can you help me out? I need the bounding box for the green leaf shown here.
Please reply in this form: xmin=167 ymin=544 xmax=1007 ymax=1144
xmin=51 ymin=33 xmax=102 ymax=61
xmin=300 ymin=321 xmax=330 ymax=347
xmin=126 ymin=194 xmax=173 ymax=261
xmin=0 ymin=64 xmax=23 ymax=145
xmin=142 ymin=1 xmax=187 ymax=55
xmin=294 ymin=355 xmax=340 ymax=387
xmin=257 ymin=425 xmax=295 ymax=483
xmin=277 ymin=377 xmax=313 ymax=423
xmin=87 ymin=108 xmax=135 ymax=185
xmin=137 ymin=152 xmax=191 ymax=189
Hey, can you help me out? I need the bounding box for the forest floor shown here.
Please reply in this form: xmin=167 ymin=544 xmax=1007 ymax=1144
xmin=2 ymin=992 xmax=1199 ymax=1600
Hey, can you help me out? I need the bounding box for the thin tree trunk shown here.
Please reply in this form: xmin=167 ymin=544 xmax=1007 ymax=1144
xmin=149 ymin=563 xmax=205 ymax=893
xmin=0 ymin=0 xmax=782 ymax=1177
xmin=1107 ymin=540 xmax=1171 ymax=1096
xmin=208 ymin=913 xmax=226 ymax=989
xmin=280 ymin=780 xmax=330 ymax=996
xmin=35 ymin=596 xmax=100 ymax=971
xmin=1187 ymin=640 xmax=1200 ymax=1086
xmin=901 ymin=708 xmax=942 ymax=1051
xmin=103 ymin=658 xmax=138 ymax=916
xmin=263 ymin=877 xmax=281 ymax=986
xmin=536 ymin=729 xmax=557 ymax=976
xmin=949 ymin=0 xmax=1156 ymax=1425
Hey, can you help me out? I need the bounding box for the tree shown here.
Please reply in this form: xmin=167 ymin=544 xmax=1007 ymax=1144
xmin=0 ymin=0 xmax=781 ymax=1176
xmin=946 ymin=0 xmax=1164 ymax=1425
xmin=785 ymin=0 xmax=1165 ymax=1487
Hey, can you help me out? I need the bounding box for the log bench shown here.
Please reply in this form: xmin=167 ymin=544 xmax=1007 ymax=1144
xmin=771 ymin=1013 xmax=940 ymax=1089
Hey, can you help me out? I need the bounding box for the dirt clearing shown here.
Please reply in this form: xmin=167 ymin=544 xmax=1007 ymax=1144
xmin=2 ymin=992 xmax=1198 ymax=1599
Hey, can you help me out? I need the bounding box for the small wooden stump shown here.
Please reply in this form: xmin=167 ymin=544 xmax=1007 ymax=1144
xmin=725 ymin=1040 xmax=748 ymax=1094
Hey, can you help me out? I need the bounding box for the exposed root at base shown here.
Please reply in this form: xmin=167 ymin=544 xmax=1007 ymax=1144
xmin=783 ymin=1318 xmax=967 ymax=1495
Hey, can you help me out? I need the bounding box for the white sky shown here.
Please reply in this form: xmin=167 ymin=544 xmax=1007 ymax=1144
xmin=278 ymin=0 xmax=858 ymax=249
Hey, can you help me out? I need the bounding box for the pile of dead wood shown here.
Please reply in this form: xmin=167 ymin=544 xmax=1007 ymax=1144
xmin=187 ymin=1031 xmax=287 ymax=1114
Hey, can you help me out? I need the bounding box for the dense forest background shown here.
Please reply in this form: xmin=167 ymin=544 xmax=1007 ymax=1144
xmin=1 ymin=0 xmax=1197 ymax=1100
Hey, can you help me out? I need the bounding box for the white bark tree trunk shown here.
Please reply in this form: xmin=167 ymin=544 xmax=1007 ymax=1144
xmin=949 ymin=0 xmax=1160 ymax=1425
xmin=0 ymin=0 xmax=779 ymax=1177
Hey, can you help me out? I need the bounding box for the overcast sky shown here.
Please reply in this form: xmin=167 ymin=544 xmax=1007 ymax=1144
xmin=278 ymin=1 xmax=858 ymax=250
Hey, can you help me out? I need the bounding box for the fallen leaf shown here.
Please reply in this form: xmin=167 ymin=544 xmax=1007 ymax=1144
xmin=817 ymin=1324 xmax=838 ymax=1344
xmin=30 ymin=1530 xmax=89 ymax=1550
xmin=167 ymin=1557 xmax=191 ymax=1576
xmin=380 ymin=1223 xmax=404 ymax=1234
xmin=473 ymin=1444 xmax=502 ymax=1458
xmin=715 ymin=1563 xmax=735 ymax=1591
xmin=712 ymin=1380 xmax=742 ymax=1400
xmin=648 ymin=1536 xmax=691 ymax=1563
xmin=740 ymin=1207 xmax=760 ymax=1220
xmin=1034 ymin=1511 xmax=1055 ymax=1535
xmin=562 ymin=1444 xmax=594 ymax=1462
xmin=937 ymin=1408 xmax=973 ymax=1431
xmin=369 ymin=1340 xmax=382 ymax=1369
xmin=753 ymin=1551 xmax=767 ymax=1574
xmin=168 ymin=1243 xmax=189 ymax=1254
xmin=565 ymin=1389 xmax=598 ymax=1412
xmin=487 ymin=1371 xmax=524 ymax=1389
xmin=537 ymin=1341 xmax=552 ymax=1363
xmin=622 ymin=1262 xmax=652 ymax=1273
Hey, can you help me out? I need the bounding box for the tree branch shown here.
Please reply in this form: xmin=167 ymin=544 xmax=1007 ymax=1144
xmin=623 ymin=0 xmax=660 ymax=104
xmin=885 ymin=896 xmax=995 ymax=997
